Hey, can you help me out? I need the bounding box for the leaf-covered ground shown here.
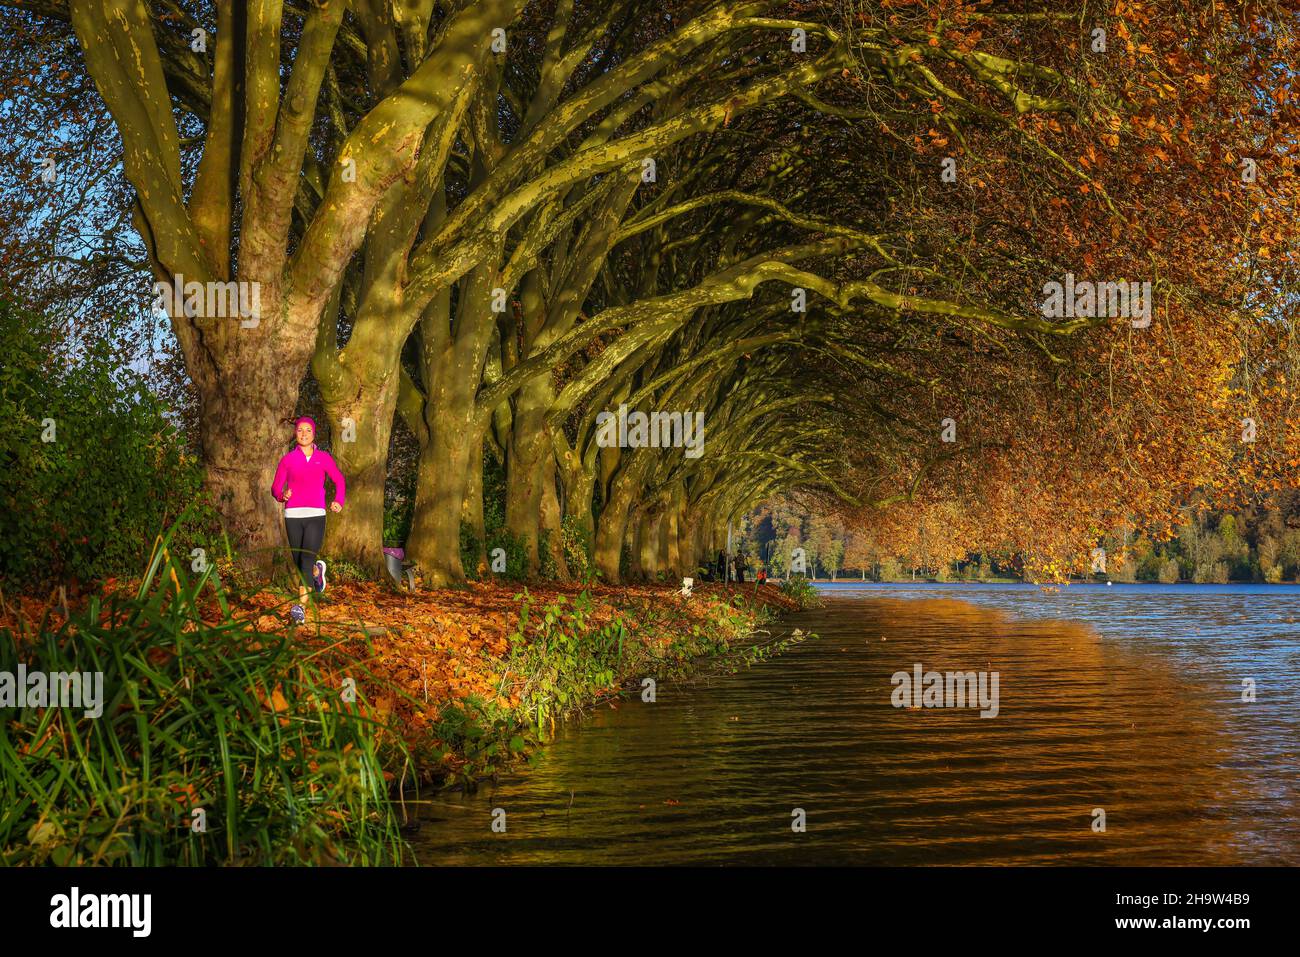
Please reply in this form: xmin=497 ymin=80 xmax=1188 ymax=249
xmin=1 ymin=578 xmax=800 ymax=784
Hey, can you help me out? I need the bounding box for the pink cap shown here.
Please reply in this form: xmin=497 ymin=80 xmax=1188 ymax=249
xmin=294 ymin=416 xmax=317 ymax=431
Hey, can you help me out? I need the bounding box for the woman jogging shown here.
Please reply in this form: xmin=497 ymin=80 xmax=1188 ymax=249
xmin=271 ymin=416 xmax=345 ymax=623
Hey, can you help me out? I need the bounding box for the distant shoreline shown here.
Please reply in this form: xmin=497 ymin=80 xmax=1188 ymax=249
xmin=789 ymin=578 xmax=1300 ymax=586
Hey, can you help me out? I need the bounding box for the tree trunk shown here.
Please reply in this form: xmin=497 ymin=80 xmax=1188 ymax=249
xmin=662 ymin=506 xmax=679 ymax=579
xmin=198 ymin=333 xmax=314 ymax=577
xmin=594 ymin=474 xmax=638 ymax=583
xmin=675 ymin=508 xmax=692 ymax=576
xmin=560 ymin=455 xmax=595 ymax=577
xmin=505 ymin=377 xmax=552 ymax=574
xmin=407 ymin=264 xmax=498 ymax=586
xmin=539 ymin=457 xmax=568 ymax=579
xmin=563 ymin=469 xmax=595 ymax=535
xmin=202 ymin=388 xmax=296 ymax=577
xmin=636 ymin=512 xmax=659 ymax=581
xmin=627 ymin=511 xmax=646 ymax=580
xmin=408 ymin=407 xmax=475 ymax=585
xmin=319 ymin=364 xmax=399 ymax=576
xmin=462 ymin=437 xmax=487 ymax=577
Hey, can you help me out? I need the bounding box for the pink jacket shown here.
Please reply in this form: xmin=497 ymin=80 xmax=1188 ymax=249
xmin=271 ymin=446 xmax=346 ymax=510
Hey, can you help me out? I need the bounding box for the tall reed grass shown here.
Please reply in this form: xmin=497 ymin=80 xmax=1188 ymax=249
xmin=0 ymin=523 xmax=409 ymax=865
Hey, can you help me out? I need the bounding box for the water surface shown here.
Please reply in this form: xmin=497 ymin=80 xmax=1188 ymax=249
xmin=411 ymin=583 xmax=1300 ymax=864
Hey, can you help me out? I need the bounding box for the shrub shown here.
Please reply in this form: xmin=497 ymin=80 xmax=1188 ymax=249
xmin=779 ymin=576 xmax=821 ymax=608
xmin=459 ymin=522 xmax=483 ymax=578
xmin=426 ymin=695 xmax=539 ymax=787
xmin=0 ymin=526 xmax=408 ymax=865
xmin=498 ymin=588 xmax=803 ymax=742
xmin=0 ymin=298 xmax=214 ymax=589
xmin=559 ymin=516 xmax=594 ymax=582
xmin=323 ymin=558 xmax=374 ymax=584
xmin=536 ymin=529 xmax=553 ymax=578
xmin=1157 ymin=558 xmax=1180 ymax=583
xmin=383 ymin=496 xmax=413 ymax=549
xmin=484 ymin=528 xmax=530 ymax=579
xmin=504 ymin=589 xmax=627 ymax=733
xmin=878 ymin=558 xmax=903 ymax=581
xmin=1137 ymin=552 xmax=1164 ymax=581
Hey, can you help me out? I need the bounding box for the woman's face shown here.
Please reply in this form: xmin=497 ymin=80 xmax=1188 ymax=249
xmin=295 ymin=422 xmax=315 ymax=447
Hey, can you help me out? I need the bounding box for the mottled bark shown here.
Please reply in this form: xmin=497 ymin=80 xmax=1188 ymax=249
xmin=462 ymin=438 xmax=487 ymax=577
xmin=662 ymin=506 xmax=679 ymax=578
xmin=505 ymin=376 xmax=551 ymax=573
xmin=198 ymin=352 xmax=306 ymax=574
xmin=594 ymin=472 xmax=637 ymax=583
xmin=318 ymin=364 xmax=399 ymax=576
xmin=406 ymin=266 xmax=498 ymax=584
xmin=407 ymin=388 xmax=479 ymax=586
xmin=637 ymin=511 xmax=660 ymax=581
xmin=539 ymin=456 xmax=568 ymax=579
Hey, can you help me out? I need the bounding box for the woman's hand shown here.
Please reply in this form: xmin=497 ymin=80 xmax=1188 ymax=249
xmin=330 ymin=501 xmax=342 ymax=513
xmin=283 ymin=488 xmax=291 ymax=501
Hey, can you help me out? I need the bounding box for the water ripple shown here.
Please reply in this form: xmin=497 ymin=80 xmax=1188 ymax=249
xmin=411 ymin=584 xmax=1300 ymax=865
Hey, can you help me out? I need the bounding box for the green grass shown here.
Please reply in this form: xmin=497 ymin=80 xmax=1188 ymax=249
xmin=0 ymin=521 xmax=410 ymax=866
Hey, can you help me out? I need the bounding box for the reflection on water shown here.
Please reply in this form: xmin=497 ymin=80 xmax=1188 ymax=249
xmin=410 ymin=584 xmax=1300 ymax=865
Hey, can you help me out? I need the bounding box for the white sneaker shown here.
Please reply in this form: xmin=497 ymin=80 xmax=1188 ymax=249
xmin=314 ymin=560 xmax=327 ymax=593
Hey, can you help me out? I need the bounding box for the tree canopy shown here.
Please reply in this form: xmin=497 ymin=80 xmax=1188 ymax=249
xmin=3 ymin=0 xmax=1298 ymax=584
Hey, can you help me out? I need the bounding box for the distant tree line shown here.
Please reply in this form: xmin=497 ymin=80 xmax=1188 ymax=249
xmin=741 ymin=498 xmax=1300 ymax=584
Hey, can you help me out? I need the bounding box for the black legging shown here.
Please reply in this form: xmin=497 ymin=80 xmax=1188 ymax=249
xmin=285 ymin=515 xmax=326 ymax=590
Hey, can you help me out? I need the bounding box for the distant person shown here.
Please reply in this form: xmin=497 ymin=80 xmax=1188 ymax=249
xmin=716 ymin=550 xmax=727 ymax=582
xmin=734 ymin=553 xmax=747 ymax=583
xmin=272 ymin=416 xmax=345 ymax=623
xmin=757 ymin=565 xmax=768 ymax=585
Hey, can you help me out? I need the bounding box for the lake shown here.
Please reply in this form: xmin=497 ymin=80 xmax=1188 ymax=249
xmin=409 ymin=583 xmax=1300 ymax=865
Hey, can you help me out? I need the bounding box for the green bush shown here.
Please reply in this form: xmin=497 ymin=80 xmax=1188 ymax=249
xmin=322 ymin=558 xmax=374 ymax=584
xmin=878 ymin=558 xmax=904 ymax=581
xmin=1111 ymin=559 xmax=1137 ymax=583
xmin=538 ymin=528 xmax=557 ymax=579
xmin=559 ymin=516 xmax=594 ymax=582
xmin=0 ymin=298 xmax=214 ymax=588
xmin=383 ymin=496 xmax=413 ymax=549
xmin=0 ymin=524 xmax=408 ymax=865
xmin=425 ymin=695 xmax=540 ymax=787
xmin=459 ymin=522 xmax=483 ymax=578
xmin=504 ymin=589 xmax=627 ymax=734
xmin=485 ymin=528 xmax=530 ymax=579
xmin=779 ymin=575 xmax=822 ymax=608
xmin=499 ymin=588 xmax=803 ymax=740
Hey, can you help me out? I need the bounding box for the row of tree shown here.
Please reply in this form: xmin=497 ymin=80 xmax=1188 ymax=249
xmin=739 ymin=496 xmax=1300 ymax=584
xmin=3 ymin=1 xmax=1299 ymax=587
